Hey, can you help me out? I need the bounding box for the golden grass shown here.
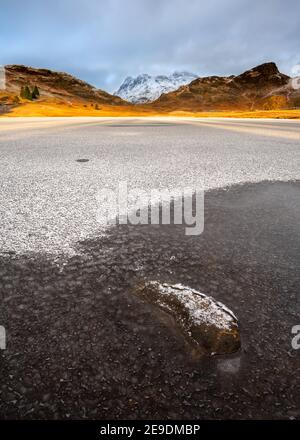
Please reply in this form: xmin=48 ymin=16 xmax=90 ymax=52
xmin=1 ymin=98 xmax=300 ymax=119
xmin=2 ymin=100 xmax=139 ymax=117
xmin=167 ymin=109 xmax=300 ymax=119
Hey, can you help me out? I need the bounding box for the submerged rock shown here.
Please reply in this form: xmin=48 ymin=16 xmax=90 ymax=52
xmin=135 ymin=282 xmax=240 ymax=355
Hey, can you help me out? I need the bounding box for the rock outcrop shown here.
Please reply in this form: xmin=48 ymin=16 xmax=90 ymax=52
xmin=135 ymin=281 xmax=240 ymax=355
xmin=4 ymin=65 xmax=125 ymax=105
xmin=151 ymin=62 xmax=296 ymax=111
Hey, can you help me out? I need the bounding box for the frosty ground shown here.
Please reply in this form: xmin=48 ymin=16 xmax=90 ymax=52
xmin=0 ymin=118 xmax=299 ymax=419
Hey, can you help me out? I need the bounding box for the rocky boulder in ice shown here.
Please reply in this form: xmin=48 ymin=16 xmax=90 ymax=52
xmin=135 ymin=282 xmax=240 ymax=355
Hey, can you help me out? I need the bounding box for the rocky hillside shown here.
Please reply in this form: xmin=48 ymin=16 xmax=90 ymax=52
xmin=1 ymin=62 xmax=299 ymax=116
xmin=150 ymin=63 xmax=299 ymax=111
xmin=4 ymin=65 xmax=125 ymax=105
xmin=115 ymin=71 xmax=198 ymax=103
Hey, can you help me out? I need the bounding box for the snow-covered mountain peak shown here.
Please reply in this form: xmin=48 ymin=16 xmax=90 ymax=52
xmin=115 ymin=71 xmax=198 ymax=103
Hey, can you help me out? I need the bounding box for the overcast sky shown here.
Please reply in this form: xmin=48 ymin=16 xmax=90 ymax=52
xmin=1 ymin=0 xmax=299 ymax=92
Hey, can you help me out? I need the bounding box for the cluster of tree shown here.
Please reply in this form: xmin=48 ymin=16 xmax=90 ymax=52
xmin=20 ymin=85 xmax=40 ymax=100
xmin=91 ymin=103 xmax=100 ymax=110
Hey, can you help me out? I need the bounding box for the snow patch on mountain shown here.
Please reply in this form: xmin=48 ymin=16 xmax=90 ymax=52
xmin=115 ymin=71 xmax=198 ymax=103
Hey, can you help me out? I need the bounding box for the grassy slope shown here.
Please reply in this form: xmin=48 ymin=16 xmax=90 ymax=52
xmin=1 ymin=94 xmax=300 ymax=119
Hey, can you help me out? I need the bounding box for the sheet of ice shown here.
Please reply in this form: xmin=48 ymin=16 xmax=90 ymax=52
xmin=0 ymin=117 xmax=299 ymax=256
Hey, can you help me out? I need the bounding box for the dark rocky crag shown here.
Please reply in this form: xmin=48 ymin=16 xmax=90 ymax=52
xmin=150 ymin=62 xmax=300 ymax=111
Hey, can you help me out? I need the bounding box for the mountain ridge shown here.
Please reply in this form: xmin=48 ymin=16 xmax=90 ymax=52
xmin=115 ymin=71 xmax=198 ymax=103
xmin=1 ymin=62 xmax=300 ymax=116
xmin=150 ymin=62 xmax=298 ymax=111
xmin=4 ymin=64 xmax=125 ymax=105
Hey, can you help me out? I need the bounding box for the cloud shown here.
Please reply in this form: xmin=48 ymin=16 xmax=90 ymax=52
xmin=1 ymin=0 xmax=299 ymax=92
